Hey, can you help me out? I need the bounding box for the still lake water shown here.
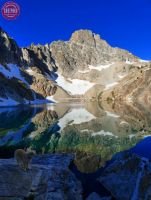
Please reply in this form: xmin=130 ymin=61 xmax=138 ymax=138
xmin=0 ymin=101 xmax=151 ymax=173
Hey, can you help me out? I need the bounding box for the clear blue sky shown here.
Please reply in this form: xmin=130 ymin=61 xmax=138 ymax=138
xmin=0 ymin=0 xmax=151 ymax=59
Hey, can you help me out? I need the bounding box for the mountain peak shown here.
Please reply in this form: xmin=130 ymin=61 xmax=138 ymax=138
xmin=0 ymin=27 xmax=23 ymax=65
xmin=70 ymin=29 xmax=94 ymax=39
xmin=70 ymin=29 xmax=101 ymax=46
xmin=0 ymin=27 xmax=10 ymax=40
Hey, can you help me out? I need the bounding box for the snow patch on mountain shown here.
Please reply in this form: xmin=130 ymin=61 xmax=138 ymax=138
xmin=56 ymin=74 xmax=95 ymax=95
xmin=0 ymin=64 xmax=27 ymax=84
xmin=46 ymin=96 xmax=58 ymax=103
xmin=58 ymin=107 xmax=96 ymax=131
xmin=25 ymin=68 xmax=35 ymax=75
xmin=139 ymin=59 xmax=150 ymax=63
xmin=118 ymin=74 xmax=127 ymax=79
xmin=78 ymin=70 xmax=90 ymax=73
xmin=104 ymin=82 xmax=118 ymax=90
xmin=126 ymin=60 xmax=134 ymax=64
xmin=89 ymin=63 xmax=114 ymax=71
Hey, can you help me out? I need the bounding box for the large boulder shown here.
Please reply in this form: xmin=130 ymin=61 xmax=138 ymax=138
xmin=0 ymin=153 xmax=82 ymax=200
xmin=98 ymin=152 xmax=151 ymax=200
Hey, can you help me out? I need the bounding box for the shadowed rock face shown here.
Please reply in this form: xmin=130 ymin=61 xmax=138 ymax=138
xmin=0 ymin=154 xmax=82 ymax=200
xmin=0 ymin=27 xmax=59 ymax=103
xmin=22 ymin=45 xmax=58 ymax=74
xmin=98 ymin=152 xmax=151 ymax=200
xmin=0 ymin=28 xmax=23 ymax=66
xmin=0 ymin=72 xmax=34 ymax=102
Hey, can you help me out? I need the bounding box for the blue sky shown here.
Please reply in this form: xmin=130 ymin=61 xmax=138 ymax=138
xmin=0 ymin=0 xmax=150 ymax=59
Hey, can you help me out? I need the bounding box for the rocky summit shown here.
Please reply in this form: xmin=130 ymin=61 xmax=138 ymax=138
xmin=0 ymin=27 xmax=150 ymax=106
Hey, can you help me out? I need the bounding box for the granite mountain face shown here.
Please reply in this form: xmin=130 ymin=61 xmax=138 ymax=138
xmin=0 ymin=27 xmax=150 ymax=106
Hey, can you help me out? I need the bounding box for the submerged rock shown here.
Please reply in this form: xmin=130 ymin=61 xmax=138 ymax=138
xmin=0 ymin=153 xmax=82 ymax=200
xmin=74 ymin=151 xmax=102 ymax=173
xmin=98 ymin=152 xmax=151 ymax=200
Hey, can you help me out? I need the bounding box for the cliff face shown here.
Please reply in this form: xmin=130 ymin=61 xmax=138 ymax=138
xmin=100 ymin=64 xmax=151 ymax=104
xmin=0 ymin=28 xmax=23 ymax=65
xmin=0 ymin=27 xmax=150 ymax=106
xmin=0 ymin=28 xmax=61 ymax=105
xmin=50 ymin=30 xmax=138 ymax=77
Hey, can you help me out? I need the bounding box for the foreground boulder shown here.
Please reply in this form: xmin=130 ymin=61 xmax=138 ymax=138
xmin=0 ymin=153 xmax=82 ymax=200
xmin=98 ymin=152 xmax=151 ymax=200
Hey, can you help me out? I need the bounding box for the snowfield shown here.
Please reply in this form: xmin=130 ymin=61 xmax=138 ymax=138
xmin=0 ymin=64 xmax=57 ymax=106
xmin=46 ymin=96 xmax=58 ymax=103
xmin=56 ymin=74 xmax=95 ymax=95
xmin=0 ymin=64 xmax=27 ymax=84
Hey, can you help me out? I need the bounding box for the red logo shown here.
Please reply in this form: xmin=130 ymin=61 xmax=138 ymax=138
xmin=1 ymin=1 xmax=20 ymax=20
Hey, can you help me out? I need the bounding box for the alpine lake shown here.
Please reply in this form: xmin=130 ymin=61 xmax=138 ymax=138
xmin=1 ymin=100 xmax=151 ymax=198
xmin=0 ymin=100 xmax=151 ymax=173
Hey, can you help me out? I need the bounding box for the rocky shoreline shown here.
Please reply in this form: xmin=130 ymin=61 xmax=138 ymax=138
xmin=0 ymin=152 xmax=151 ymax=200
xmin=0 ymin=153 xmax=82 ymax=200
xmin=99 ymin=151 xmax=151 ymax=200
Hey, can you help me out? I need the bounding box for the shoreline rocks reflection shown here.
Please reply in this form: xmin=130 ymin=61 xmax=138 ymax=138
xmin=0 ymin=101 xmax=150 ymax=173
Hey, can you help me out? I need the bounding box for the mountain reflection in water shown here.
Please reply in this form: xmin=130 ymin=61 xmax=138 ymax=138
xmin=0 ymin=101 xmax=150 ymax=173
